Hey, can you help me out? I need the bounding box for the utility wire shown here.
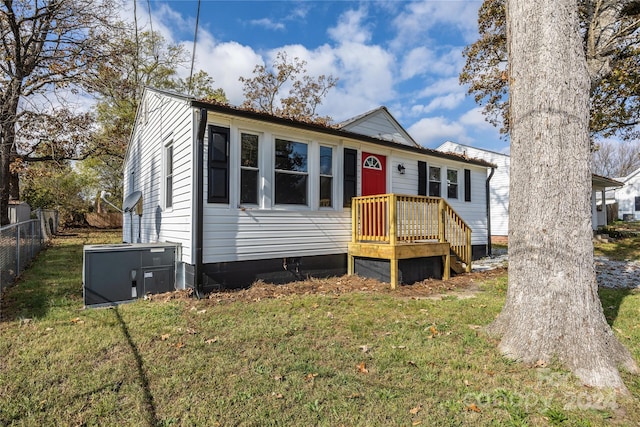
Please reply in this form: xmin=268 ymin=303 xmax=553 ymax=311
xmin=188 ymin=0 xmax=201 ymax=95
xmin=146 ymin=0 xmax=158 ymax=60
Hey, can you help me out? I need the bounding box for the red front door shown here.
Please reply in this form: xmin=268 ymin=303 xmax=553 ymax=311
xmin=361 ymin=152 xmax=386 ymax=195
xmin=361 ymin=153 xmax=387 ymax=238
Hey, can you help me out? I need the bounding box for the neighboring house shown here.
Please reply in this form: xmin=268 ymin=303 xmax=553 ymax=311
xmin=614 ymin=167 xmax=640 ymax=220
xmin=436 ymin=142 xmax=623 ymax=239
xmin=437 ymin=142 xmax=508 ymax=242
xmin=123 ymin=88 xmax=495 ymax=291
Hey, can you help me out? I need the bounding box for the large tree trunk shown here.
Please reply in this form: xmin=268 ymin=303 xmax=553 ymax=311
xmin=488 ymin=0 xmax=638 ymax=390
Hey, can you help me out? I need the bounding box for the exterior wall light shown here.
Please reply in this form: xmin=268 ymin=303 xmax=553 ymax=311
xmin=397 ymin=163 xmax=406 ymax=174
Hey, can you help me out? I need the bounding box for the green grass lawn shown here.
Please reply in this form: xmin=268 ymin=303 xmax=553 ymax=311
xmin=594 ymin=221 xmax=640 ymax=261
xmin=1 ymin=229 xmax=639 ymax=426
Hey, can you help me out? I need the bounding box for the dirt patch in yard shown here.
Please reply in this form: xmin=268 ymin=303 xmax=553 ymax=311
xmin=147 ymin=267 xmax=507 ymax=305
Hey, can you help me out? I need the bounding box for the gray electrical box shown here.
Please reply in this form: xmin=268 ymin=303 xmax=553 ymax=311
xmin=83 ymin=243 xmax=178 ymax=308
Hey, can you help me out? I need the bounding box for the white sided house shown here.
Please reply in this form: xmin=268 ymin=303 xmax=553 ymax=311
xmin=124 ymin=88 xmax=495 ymax=292
xmin=437 ymin=142 xmax=506 ymax=241
xmin=437 ymin=142 xmax=624 ymax=240
xmin=615 ymin=167 xmax=640 ymax=220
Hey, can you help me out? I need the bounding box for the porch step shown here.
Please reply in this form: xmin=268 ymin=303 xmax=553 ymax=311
xmin=450 ymin=255 xmax=467 ymax=275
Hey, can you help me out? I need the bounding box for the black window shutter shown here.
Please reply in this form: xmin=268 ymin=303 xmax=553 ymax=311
xmin=418 ymin=161 xmax=427 ymax=196
xmin=343 ymin=148 xmax=357 ymax=207
xmin=464 ymin=169 xmax=471 ymax=202
xmin=208 ymin=125 xmax=230 ymax=203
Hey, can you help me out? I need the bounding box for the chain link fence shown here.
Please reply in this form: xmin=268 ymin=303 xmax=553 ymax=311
xmin=0 ymin=220 xmax=45 ymax=295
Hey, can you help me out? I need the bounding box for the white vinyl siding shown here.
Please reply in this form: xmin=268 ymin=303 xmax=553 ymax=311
xmin=437 ymin=141 xmax=510 ymax=236
xmin=123 ymin=89 xmax=194 ymax=262
xmin=615 ymin=168 xmax=640 ymax=220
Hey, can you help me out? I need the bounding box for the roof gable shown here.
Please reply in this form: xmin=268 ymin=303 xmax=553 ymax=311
xmin=338 ymin=107 xmax=420 ymax=148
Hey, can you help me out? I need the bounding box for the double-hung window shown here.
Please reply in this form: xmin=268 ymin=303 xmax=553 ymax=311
xmin=275 ymin=139 xmax=308 ymax=205
xmin=428 ymin=166 xmax=441 ymax=197
xmin=240 ymin=133 xmax=259 ymax=204
xmin=319 ymin=146 xmax=333 ymax=207
xmin=164 ymin=142 xmax=174 ymax=209
xmin=447 ymin=169 xmax=458 ymax=199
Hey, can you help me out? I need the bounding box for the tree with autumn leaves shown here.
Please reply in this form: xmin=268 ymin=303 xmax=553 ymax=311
xmin=0 ymin=0 xmax=228 ymax=225
xmin=240 ymin=52 xmax=338 ymax=125
xmin=460 ymin=0 xmax=640 ymax=141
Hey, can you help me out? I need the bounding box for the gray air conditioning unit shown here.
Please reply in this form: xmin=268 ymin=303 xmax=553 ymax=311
xmin=83 ymin=242 xmax=178 ymax=308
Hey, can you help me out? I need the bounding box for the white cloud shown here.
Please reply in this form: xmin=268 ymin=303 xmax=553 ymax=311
xmin=191 ymin=38 xmax=264 ymax=105
xmin=408 ymin=116 xmax=471 ymax=148
xmin=411 ymin=93 xmax=466 ymax=114
xmin=249 ymin=18 xmax=285 ymax=31
xmin=417 ymin=77 xmax=463 ymax=98
xmin=459 ymin=107 xmax=496 ymax=131
xmin=327 ymin=7 xmax=372 ymax=45
xmin=391 ymin=1 xmax=480 ymax=48
xmin=401 ymin=47 xmax=464 ymax=80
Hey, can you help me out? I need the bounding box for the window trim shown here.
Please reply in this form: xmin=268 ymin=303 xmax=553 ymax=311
xmin=164 ymin=140 xmax=174 ymax=210
xmin=273 ymin=137 xmax=309 ymax=206
xmin=446 ymin=168 xmax=459 ymax=200
xmin=428 ymin=166 xmax=441 ymax=197
xmin=239 ymin=131 xmax=260 ymax=206
xmin=319 ymin=144 xmax=335 ymax=209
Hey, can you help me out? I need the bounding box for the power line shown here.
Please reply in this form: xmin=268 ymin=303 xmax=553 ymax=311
xmin=188 ymin=0 xmax=201 ymax=95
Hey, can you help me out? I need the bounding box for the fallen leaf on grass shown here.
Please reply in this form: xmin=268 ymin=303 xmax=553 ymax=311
xmin=534 ymin=359 xmax=547 ymax=368
xmin=175 ymin=342 xmax=185 ymax=349
xmin=467 ymin=403 xmax=481 ymax=413
xmin=356 ymin=362 xmax=369 ymax=374
xmin=273 ymin=375 xmax=284 ymax=381
xmin=204 ymin=337 xmax=218 ymax=344
xmin=186 ymin=327 xmax=197 ymax=335
xmin=359 ymin=345 xmax=370 ymax=353
xmin=429 ymin=325 xmax=438 ymax=336
xmin=409 ymin=404 xmax=422 ymax=415
xmin=70 ymin=318 xmax=84 ymax=325
xmin=160 ymin=334 xmax=170 ymax=341
xmin=408 ymin=361 xmax=418 ymax=367
xmin=347 ymin=393 xmax=361 ymax=399
xmin=412 ymin=421 xmax=422 ymax=426
xmin=305 ymin=373 xmax=318 ymax=382
xmin=392 ymin=345 xmax=406 ymax=349
xmin=271 ymin=392 xmax=284 ymax=399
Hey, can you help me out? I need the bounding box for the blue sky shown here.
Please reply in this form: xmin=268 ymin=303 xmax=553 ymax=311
xmin=128 ymin=0 xmax=507 ymax=152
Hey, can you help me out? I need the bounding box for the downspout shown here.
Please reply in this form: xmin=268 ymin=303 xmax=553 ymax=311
xmin=194 ymin=108 xmax=207 ymax=298
xmin=486 ymin=167 xmax=496 ymax=257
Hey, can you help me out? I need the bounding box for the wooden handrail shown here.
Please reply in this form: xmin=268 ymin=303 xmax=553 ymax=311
xmin=351 ymin=194 xmax=472 ymax=267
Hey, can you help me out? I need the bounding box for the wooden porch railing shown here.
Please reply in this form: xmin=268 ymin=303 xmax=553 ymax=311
xmin=351 ymin=194 xmax=472 ymax=269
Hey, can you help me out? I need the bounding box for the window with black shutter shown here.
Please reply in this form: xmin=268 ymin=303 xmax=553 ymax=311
xmin=418 ymin=161 xmax=427 ymax=196
xmin=464 ymin=169 xmax=471 ymax=202
xmin=343 ymin=148 xmax=357 ymax=207
xmin=207 ymin=125 xmax=230 ymax=203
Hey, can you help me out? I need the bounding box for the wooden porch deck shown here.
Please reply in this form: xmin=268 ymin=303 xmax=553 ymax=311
xmin=347 ymin=194 xmax=471 ymax=289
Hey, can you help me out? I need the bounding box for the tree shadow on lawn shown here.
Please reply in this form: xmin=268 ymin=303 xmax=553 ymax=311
xmin=599 ymin=287 xmax=632 ymax=327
